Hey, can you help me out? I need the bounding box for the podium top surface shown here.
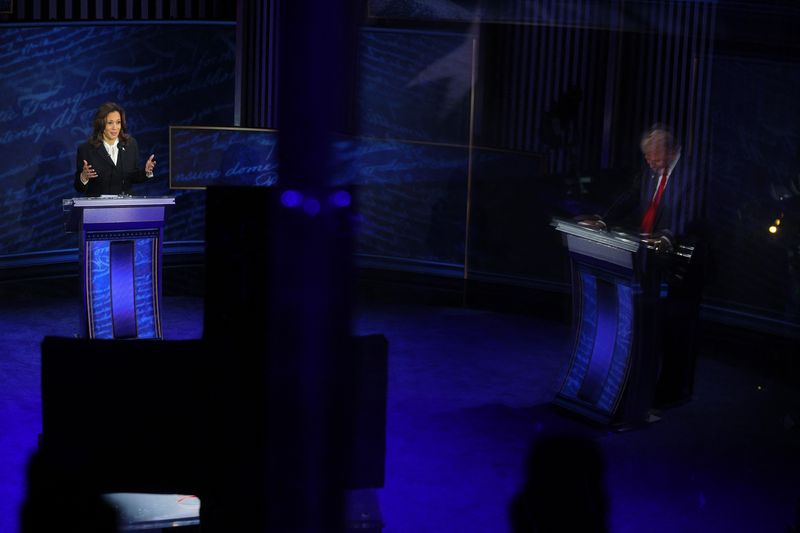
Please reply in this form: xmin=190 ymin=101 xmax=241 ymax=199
xmin=62 ymin=196 xmax=176 ymax=233
xmin=551 ymin=217 xmax=641 ymax=252
xmin=63 ymin=196 xmax=176 ymax=209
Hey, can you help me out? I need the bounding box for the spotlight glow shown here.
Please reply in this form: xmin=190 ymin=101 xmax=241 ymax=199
xmin=281 ymin=190 xmax=303 ymax=208
xmin=768 ymin=225 xmax=777 ymax=234
xmin=330 ymin=190 xmax=351 ymax=208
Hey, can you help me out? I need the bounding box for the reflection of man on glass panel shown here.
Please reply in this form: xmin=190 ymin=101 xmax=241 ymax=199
xmin=581 ymin=124 xmax=711 ymax=409
xmin=605 ymin=125 xmax=687 ymax=247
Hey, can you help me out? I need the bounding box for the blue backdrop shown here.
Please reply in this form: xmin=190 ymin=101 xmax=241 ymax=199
xmin=0 ymin=22 xmax=235 ymax=258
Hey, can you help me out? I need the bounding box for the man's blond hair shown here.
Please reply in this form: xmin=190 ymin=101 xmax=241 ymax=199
xmin=640 ymin=124 xmax=679 ymax=153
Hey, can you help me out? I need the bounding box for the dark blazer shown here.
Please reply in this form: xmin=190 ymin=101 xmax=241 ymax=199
xmin=74 ymin=136 xmax=151 ymax=196
xmin=604 ymin=156 xmax=715 ymax=286
xmin=603 ymin=158 xmax=701 ymax=241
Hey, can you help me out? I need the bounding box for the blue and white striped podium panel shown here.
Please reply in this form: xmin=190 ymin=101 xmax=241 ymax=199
xmin=64 ymin=196 xmax=175 ymax=339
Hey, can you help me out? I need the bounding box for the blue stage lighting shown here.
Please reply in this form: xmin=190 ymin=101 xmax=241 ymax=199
xmin=280 ymin=189 xmax=303 ymax=208
xmin=330 ymin=190 xmax=351 ymax=207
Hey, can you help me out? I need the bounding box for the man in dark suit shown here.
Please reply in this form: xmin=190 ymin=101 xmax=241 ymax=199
xmin=603 ymin=124 xmax=701 ymax=250
xmin=74 ymin=102 xmax=156 ymax=196
xmin=592 ymin=124 xmax=710 ymax=408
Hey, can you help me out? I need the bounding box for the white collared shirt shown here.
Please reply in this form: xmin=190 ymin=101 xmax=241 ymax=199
xmin=103 ymin=138 xmax=120 ymax=165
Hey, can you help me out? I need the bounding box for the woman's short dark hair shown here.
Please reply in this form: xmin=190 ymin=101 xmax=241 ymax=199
xmin=88 ymin=102 xmax=131 ymax=146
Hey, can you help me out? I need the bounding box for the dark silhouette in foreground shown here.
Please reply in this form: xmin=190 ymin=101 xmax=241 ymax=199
xmin=510 ymin=433 xmax=608 ymax=533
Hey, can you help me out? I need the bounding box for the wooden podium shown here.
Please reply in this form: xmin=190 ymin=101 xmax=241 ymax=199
xmin=63 ymin=196 xmax=175 ymax=339
xmin=552 ymin=218 xmax=668 ymax=426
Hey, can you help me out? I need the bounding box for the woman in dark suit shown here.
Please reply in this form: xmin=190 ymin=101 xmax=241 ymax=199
xmin=74 ymin=102 xmax=156 ymax=196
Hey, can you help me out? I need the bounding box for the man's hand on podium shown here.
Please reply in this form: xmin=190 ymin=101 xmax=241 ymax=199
xmin=574 ymin=214 xmax=607 ymax=230
xmin=642 ymin=233 xmax=673 ymax=253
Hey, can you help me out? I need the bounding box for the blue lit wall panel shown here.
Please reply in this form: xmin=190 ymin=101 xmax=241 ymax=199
xmin=134 ymin=238 xmax=157 ymax=339
xmin=368 ymin=0 xmax=616 ymax=26
xmin=0 ymin=23 xmax=234 ymax=258
xmin=338 ymin=139 xmax=469 ymax=264
xmin=333 ymin=138 xmax=466 ymax=186
xmin=358 ymin=28 xmax=471 ymax=144
xmin=168 ymin=128 xmax=470 ymax=264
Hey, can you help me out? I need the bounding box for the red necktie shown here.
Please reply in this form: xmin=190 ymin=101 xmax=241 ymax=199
xmin=640 ymin=170 xmax=668 ymax=234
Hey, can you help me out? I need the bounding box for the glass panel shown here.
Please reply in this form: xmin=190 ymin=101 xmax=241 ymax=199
xmin=336 ymin=138 xmax=468 ymax=266
xmin=353 ymin=28 xmax=474 ymax=268
xmin=467 ymin=148 xmax=568 ymax=284
xmin=368 ymin=0 xmax=617 ymax=27
xmin=358 ymin=28 xmax=472 ymax=145
xmin=706 ymin=56 xmax=800 ymax=325
xmin=169 ymin=128 xmax=279 ymax=189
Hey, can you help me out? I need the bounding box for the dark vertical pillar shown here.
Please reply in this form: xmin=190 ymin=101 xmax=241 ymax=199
xmin=269 ymin=0 xmax=359 ymax=530
xmin=201 ymin=187 xmax=276 ymax=532
xmin=205 ymin=1 xmax=359 ymax=532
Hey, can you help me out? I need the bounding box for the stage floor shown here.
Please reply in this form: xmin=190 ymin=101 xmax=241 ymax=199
xmin=1 ymin=287 xmax=798 ymax=532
